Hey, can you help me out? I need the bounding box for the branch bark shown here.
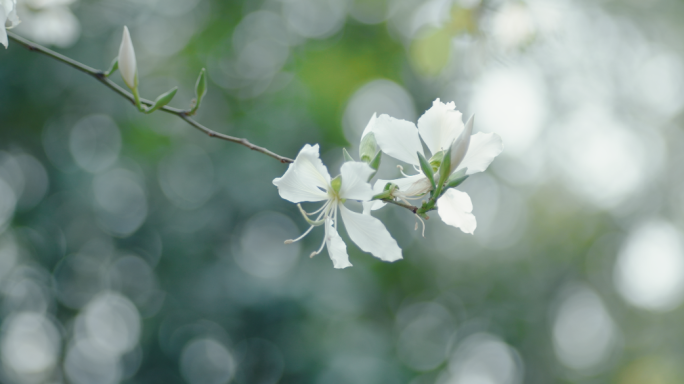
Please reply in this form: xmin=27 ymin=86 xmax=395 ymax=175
xmin=7 ymin=32 xmax=294 ymax=164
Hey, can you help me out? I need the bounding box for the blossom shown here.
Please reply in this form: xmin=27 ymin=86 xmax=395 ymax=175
xmin=118 ymin=26 xmax=137 ymax=91
xmin=1 ymin=0 xmax=20 ymax=49
xmin=366 ymin=99 xmax=503 ymax=234
xmin=273 ymin=144 xmax=402 ymax=269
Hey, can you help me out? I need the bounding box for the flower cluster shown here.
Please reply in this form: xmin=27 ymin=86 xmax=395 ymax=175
xmin=273 ymin=99 xmax=503 ymax=269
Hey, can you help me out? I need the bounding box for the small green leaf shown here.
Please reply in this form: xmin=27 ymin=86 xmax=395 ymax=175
xmin=342 ymin=148 xmax=354 ymax=162
xmin=417 ymin=151 xmax=436 ymax=191
xmin=144 ymin=87 xmax=178 ymax=114
xmin=104 ymin=57 xmax=119 ymax=77
xmin=189 ymin=68 xmax=207 ymax=115
xmin=446 ymin=168 xmax=468 ymax=189
xmin=367 ymin=151 xmax=382 ymax=181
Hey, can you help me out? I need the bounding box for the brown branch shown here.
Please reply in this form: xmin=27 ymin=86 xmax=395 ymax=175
xmin=7 ymin=32 xmax=294 ymax=164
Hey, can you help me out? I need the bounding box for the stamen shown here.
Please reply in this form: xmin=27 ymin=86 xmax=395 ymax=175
xmin=285 ymin=224 xmax=315 ymax=244
xmin=306 ymin=200 xmax=330 ymax=216
xmin=297 ymin=204 xmax=326 ymax=226
xmin=415 ymin=214 xmax=426 ymax=237
xmin=397 ymin=165 xmax=411 ymax=178
xmin=310 ymin=230 xmax=328 ymax=258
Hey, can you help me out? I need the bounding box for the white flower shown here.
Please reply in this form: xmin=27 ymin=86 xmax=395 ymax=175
xmin=273 ymin=144 xmax=402 ymax=269
xmin=118 ymin=26 xmax=138 ymax=91
xmin=1 ymin=0 xmax=21 ymax=49
xmin=366 ymin=99 xmax=503 ymax=234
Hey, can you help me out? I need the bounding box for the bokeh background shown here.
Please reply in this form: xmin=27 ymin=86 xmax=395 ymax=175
xmin=2 ymin=0 xmax=684 ymax=382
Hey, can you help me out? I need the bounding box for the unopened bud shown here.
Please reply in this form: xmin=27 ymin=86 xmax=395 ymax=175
xmin=118 ymin=26 xmax=138 ymax=90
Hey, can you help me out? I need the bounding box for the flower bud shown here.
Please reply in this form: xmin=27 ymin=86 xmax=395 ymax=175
xmin=118 ymin=26 xmax=138 ymax=90
xmin=359 ymin=113 xmax=378 ymax=163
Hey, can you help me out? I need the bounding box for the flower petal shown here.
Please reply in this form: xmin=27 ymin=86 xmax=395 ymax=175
xmin=325 ymin=217 xmax=352 ymax=269
xmin=362 ymin=180 xmax=390 ymax=214
xmin=361 ymin=113 xmax=377 ymax=139
xmin=339 ymin=162 xmax=375 ymax=201
xmin=437 ymin=189 xmax=477 ymax=234
xmin=0 ymin=8 xmax=8 ymax=49
xmin=273 ymin=144 xmax=331 ymax=203
xmin=417 ymin=99 xmax=464 ymax=156
xmin=378 ymin=174 xmax=431 ymax=198
xmin=373 ymin=114 xmax=423 ymax=166
xmin=340 ymin=204 xmax=402 ymax=262
xmin=454 ymin=132 xmax=504 ymax=175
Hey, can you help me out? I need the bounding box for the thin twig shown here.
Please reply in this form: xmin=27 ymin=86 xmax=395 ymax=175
xmin=7 ymin=32 xmax=294 ymax=164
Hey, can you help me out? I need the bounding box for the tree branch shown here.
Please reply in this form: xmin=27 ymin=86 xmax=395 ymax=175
xmin=6 ymin=32 xmax=435 ymax=216
xmin=7 ymin=32 xmax=294 ymax=164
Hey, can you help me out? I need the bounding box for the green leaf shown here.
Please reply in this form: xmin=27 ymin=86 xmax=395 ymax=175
xmin=368 ymin=151 xmax=382 ymax=181
xmin=189 ymin=68 xmax=207 ymax=115
xmin=104 ymin=57 xmax=118 ymax=77
xmin=342 ymin=148 xmax=354 ymax=162
xmin=369 ymin=151 xmax=381 ymax=170
xmin=417 ymin=151 xmax=436 ymax=191
xmin=144 ymin=87 xmax=178 ymax=114
xmin=446 ymin=168 xmax=468 ymax=189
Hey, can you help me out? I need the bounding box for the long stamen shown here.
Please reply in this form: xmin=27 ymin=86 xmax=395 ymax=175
xmin=415 ymin=214 xmax=426 ymax=237
xmin=285 ymin=225 xmax=315 ymax=244
xmin=306 ymin=200 xmax=330 ymax=216
xmin=310 ymin=226 xmax=328 ymax=258
xmin=397 ymin=165 xmax=411 ymax=178
xmin=297 ymin=204 xmax=327 ymax=226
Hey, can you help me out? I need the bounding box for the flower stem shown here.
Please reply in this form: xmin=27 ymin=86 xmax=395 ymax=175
xmin=6 ymin=31 xmax=294 ymax=164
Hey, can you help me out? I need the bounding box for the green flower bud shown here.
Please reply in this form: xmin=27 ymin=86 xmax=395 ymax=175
xmin=359 ymin=132 xmax=378 ymax=163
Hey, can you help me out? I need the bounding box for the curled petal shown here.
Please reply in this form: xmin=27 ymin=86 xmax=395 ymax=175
xmin=373 ymin=114 xmax=423 ymax=166
xmin=339 ymin=162 xmax=374 ymax=201
xmin=325 ymin=217 xmax=352 ymax=269
xmin=273 ymin=144 xmax=331 ymax=203
xmin=340 ymin=204 xmax=402 ymax=262
xmin=379 ymin=174 xmax=431 ymax=199
xmin=454 ymin=132 xmax=504 ymax=175
xmin=437 ymin=189 xmax=477 ymax=234
xmin=417 ymin=99 xmax=464 ymax=156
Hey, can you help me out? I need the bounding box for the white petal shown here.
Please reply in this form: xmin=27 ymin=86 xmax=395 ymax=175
xmin=1 ymin=8 xmax=8 ymax=49
xmin=340 ymin=204 xmax=402 ymax=262
xmin=6 ymin=0 xmax=19 ymax=28
xmin=273 ymin=144 xmax=331 ymax=203
xmin=379 ymin=173 xmax=430 ymax=198
xmin=449 ymin=114 xmax=474 ymax=173
xmin=361 ymin=113 xmax=377 ymax=139
xmin=455 ymin=132 xmax=504 ymax=175
xmin=373 ymin=114 xmax=423 ymax=166
xmin=362 ymin=179 xmax=391 ymax=214
xmin=118 ymin=26 xmax=138 ymax=90
xmin=417 ymin=99 xmax=464 ymax=156
xmin=325 ymin=217 xmax=352 ymax=269
xmin=437 ymin=189 xmax=477 ymax=234
xmin=339 ymin=162 xmax=374 ymax=201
